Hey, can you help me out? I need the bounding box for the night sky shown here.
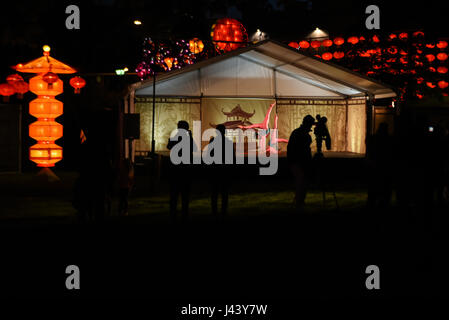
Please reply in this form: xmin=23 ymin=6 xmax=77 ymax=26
xmin=1 ymin=0 xmax=448 ymax=75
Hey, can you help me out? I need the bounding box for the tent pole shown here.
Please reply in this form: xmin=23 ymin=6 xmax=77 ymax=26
xmin=151 ymin=74 xmax=156 ymax=155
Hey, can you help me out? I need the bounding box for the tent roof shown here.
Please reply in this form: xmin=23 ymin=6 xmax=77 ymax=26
xmin=131 ymin=40 xmax=396 ymax=99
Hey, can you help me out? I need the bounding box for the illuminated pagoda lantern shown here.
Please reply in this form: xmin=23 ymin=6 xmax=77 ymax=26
xmin=13 ymin=45 xmax=76 ymax=169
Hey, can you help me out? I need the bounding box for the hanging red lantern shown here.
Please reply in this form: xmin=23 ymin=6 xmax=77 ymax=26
xmin=333 ymin=37 xmax=344 ymax=46
xmin=69 ymin=76 xmax=86 ymax=94
xmin=399 ymin=32 xmax=408 ymax=40
xmin=429 ymin=67 xmax=436 ymax=72
xmin=0 ymin=83 xmax=15 ymax=102
xmin=347 ymin=36 xmax=359 ymax=45
xmin=333 ymin=51 xmax=344 ymax=59
xmin=288 ymin=42 xmax=299 ymax=49
xmin=299 ymin=40 xmax=309 ymax=49
xmin=426 ymin=54 xmax=435 ymax=62
xmin=426 ymin=82 xmax=436 ymax=88
xmin=437 ymin=66 xmax=448 ymax=74
xmin=426 ymin=43 xmax=435 ymax=49
xmin=438 ymin=80 xmax=449 ymax=89
xmin=322 ymin=52 xmax=333 ymax=60
xmin=310 ymin=40 xmax=321 ymax=48
xmin=436 ymin=41 xmax=448 ymax=49
xmin=210 ymin=18 xmax=248 ymax=52
xmin=359 ymin=36 xmax=366 ymax=41
xmin=387 ymin=47 xmax=398 ymax=54
xmin=413 ymin=31 xmax=425 ymax=37
xmin=389 ymin=33 xmax=397 ymax=40
xmin=322 ymin=39 xmax=333 ymax=47
xmin=6 ymin=74 xmax=24 ymax=85
xmin=437 ymin=52 xmax=448 ymax=61
xmin=372 ymin=35 xmax=380 ymax=43
xmin=13 ymin=80 xmax=29 ymax=99
xmin=42 ymin=72 xmax=59 ymax=89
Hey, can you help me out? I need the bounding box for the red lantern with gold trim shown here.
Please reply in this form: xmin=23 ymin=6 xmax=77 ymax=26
xmin=69 ymin=76 xmax=86 ymax=94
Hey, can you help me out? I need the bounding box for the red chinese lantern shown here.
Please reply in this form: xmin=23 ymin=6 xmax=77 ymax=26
xmin=389 ymin=33 xmax=397 ymax=40
xmin=429 ymin=67 xmax=436 ymax=72
xmin=288 ymin=42 xmax=299 ymax=49
xmin=436 ymin=41 xmax=448 ymax=49
xmin=333 ymin=51 xmax=344 ymax=59
xmin=426 ymin=82 xmax=436 ymax=88
xmin=426 ymin=54 xmax=435 ymax=62
xmin=413 ymin=31 xmax=425 ymax=37
xmin=437 ymin=66 xmax=448 ymax=74
xmin=322 ymin=39 xmax=333 ymax=47
xmin=322 ymin=52 xmax=333 ymax=60
xmin=359 ymin=36 xmax=366 ymax=41
xmin=69 ymin=76 xmax=86 ymax=94
xmin=42 ymin=72 xmax=59 ymax=89
xmin=333 ymin=37 xmax=344 ymax=46
xmin=438 ymin=80 xmax=449 ymax=89
xmin=347 ymin=36 xmax=359 ymax=45
xmin=437 ymin=52 xmax=448 ymax=61
xmin=311 ymin=40 xmax=321 ymax=48
xmin=372 ymin=35 xmax=380 ymax=43
xmin=210 ymin=18 xmax=248 ymax=52
xmin=6 ymin=74 xmax=23 ymax=85
xmin=387 ymin=47 xmax=398 ymax=54
xmin=399 ymin=32 xmax=408 ymax=40
xmin=13 ymin=80 xmax=29 ymax=99
xmin=0 ymin=83 xmax=15 ymax=102
xmin=189 ymin=38 xmax=204 ymax=54
xmin=426 ymin=43 xmax=435 ymax=49
xmin=299 ymin=40 xmax=309 ymax=49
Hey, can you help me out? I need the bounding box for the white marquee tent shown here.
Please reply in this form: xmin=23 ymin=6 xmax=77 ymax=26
xmin=126 ymin=40 xmax=396 ymax=157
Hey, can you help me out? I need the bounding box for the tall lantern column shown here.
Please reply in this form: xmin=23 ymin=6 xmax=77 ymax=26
xmin=29 ymin=75 xmax=64 ymax=167
xmin=14 ymin=45 xmax=77 ymax=169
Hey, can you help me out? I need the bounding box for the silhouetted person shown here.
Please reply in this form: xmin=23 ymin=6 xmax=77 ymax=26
xmin=314 ymin=115 xmax=331 ymax=154
xmin=208 ymin=124 xmax=234 ymax=216
xmin=118 ymin=158 xmax=135 ymax=216
xmin=367 ymin=122 xmax=394 ymax=208
xmin=287 ymin=115 xmax=315 ymax=210
xmin=167 ymin=120 xmax=197 ymax=221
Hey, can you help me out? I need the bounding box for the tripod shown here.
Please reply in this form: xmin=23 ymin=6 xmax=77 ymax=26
xmin=314 ymin=152 xmax=339 ymax=210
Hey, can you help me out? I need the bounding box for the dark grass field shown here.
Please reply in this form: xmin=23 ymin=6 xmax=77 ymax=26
xmin=0 ymin=158 xmax=447 ymax=304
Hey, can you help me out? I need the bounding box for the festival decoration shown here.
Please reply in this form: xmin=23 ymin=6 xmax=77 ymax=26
xmin=14 ymin=45 xmax=76 ymax=168
xmin=69 ymin=76 xmax=86 ymax=94
xmin=13 ymin=80 xmax=29 ymax=99
xmin=299 ymin=40 xmax=310 ymax=49
xmin=210 ymin=18 xmax=248 ymax=52
xmin=0 ymin=83 xmax=15 ymax=102
xmin=333 ymin=37 xmax=344 ymax=46
xmin=189 ymin=38 xmax=204 ymax=54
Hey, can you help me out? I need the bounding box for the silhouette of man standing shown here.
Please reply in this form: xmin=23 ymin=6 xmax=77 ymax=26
xmin=287 ymin=115 xmax=315 ymax=210
xmin=167 ymin=120 xmax=197 ymax=221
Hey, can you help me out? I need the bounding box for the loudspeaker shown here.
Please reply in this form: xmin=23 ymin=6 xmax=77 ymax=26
xmin=124 ymin=113 xmax=140 ymax=139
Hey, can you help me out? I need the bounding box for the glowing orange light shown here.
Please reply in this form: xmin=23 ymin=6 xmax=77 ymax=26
xmin=438 ymin=80 xmax=449 ymax=89
xmin=333 ymin=51 xmax=344 ymax=59
xmin=322 ymin=52 xmax=333 ymax=60
xmin=347 ymin=36 xmax=359 ymax=45
xmin=299 ymin=40 xmax=309 ymax=49
xmin=372 ymin=35 xmax=380 ymax=43
xmin=333 ymin=37 xmax=344 ymax=46
xmin=399 ymin=32 xmax=408 ymax=40
xmin=413 ymin=31 xmax=425 ymax=37
xmin=322 ymin=39 xmax=333 ymax=47
xmin=69 ymin=76 xmax=86 ymax=94
xmin=389 ymin=33 xmax=397 ymax=40
xmin=437 ymin=52 xmax=448 ymax=61
xmin=437 ymin=66 xmax=448 ymax=74
xmin=288 ymin=42 xmax=299 ymax=49
xmin=189 ymin=38 xmax=204 ymax=54
xmin=426 ymin=54 xmax=435 ymax=62
xmin=436 ymin=41 xmax=448 ymax=49
xmin=426 ymin=82 xmax=436 ymax=88
xmin=311 ymin=40 xmax=321 ymax=48
xmin=0 ymin=83 xmax=15 ymax=102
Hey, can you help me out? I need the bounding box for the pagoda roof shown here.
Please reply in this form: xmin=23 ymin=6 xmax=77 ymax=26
xmin=13 ymin=55 xmax=76 ymax=74
xmin=222 ymin=105 xmax=255 ymax=118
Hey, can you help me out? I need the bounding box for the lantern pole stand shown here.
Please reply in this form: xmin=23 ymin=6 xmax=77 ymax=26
xmin=151 ymin=73 xmax=156 ymax=156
